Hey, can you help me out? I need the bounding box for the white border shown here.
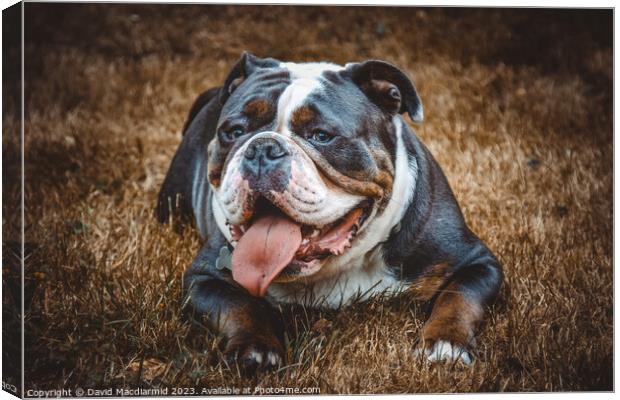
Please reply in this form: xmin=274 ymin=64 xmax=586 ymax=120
xmin=0 ymin=1 xmax=615 ymax=400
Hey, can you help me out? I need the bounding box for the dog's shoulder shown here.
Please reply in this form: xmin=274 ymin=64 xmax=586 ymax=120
xmin=156 ymin=86 xmax=222 ymax=226
xmin=383 ymin=125 xmax=499 ymax=285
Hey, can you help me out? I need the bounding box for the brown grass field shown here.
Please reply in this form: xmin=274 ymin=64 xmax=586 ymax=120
xmin=2 ymin=4 xmax=613 ymax=394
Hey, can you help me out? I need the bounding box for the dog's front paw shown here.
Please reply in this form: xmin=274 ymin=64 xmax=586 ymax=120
xmin=414 ymin=340 xmax=472 ymax=365
xmin=223 ymin=334 xmax=284 ymax=372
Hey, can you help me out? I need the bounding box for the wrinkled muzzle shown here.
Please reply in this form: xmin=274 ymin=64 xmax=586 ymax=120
xmin=216 ymin=132 xmax=365 ymax=228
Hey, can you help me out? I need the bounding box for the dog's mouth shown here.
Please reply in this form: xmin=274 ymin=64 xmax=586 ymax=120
xmin=228 ymin=197 xmax=372 ymax=297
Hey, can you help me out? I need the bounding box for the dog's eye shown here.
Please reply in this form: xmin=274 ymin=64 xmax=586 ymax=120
xmin=310 ymin=129 xmax=333 ymax=144
xmin=221 ymin=126 xmax=246 ymax=143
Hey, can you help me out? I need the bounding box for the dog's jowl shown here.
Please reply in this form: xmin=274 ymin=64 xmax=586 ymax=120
xmin=157 ymin=52 xmax=503 ymax=370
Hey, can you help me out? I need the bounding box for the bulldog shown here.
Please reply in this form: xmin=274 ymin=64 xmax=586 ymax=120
xmin=157 ymin=52 xmax=503 ymax=370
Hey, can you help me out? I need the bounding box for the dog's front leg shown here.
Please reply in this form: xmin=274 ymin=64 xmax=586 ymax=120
xmin=417 ymin=247 xmax=503 ymax=364
xmin=183 ymin=234 xmax=285 ymax=371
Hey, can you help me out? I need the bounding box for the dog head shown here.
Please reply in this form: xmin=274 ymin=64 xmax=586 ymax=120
xmin=206 ymin=52 xmax=423 ymax=296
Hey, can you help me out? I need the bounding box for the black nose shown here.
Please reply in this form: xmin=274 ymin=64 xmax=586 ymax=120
xmin=244 ymin=137 xmax=289 ymax=161
xmin=241 ymin=136 xmax=291 ymax=192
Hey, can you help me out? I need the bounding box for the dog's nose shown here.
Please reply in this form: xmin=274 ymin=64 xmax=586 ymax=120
xmin=241 ymin=136 xmax=291 ymax=192
xmin=244 ymin=137 xmax=289 ymax=161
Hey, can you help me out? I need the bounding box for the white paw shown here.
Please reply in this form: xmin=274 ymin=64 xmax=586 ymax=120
xmin=414 ymin=340 xmax=472 ymax=364
xmin=247 ymin=350 xmax=282 ymax=367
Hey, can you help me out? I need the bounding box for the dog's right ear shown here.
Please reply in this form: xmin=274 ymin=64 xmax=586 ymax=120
xmin=345 ymin=60 xmax=424 ymax=123
xmin=219 ymin=52 xmax=280 ymax=104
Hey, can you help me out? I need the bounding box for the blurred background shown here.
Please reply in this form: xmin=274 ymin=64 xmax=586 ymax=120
xmin=3 ymin=4 xmax=612 ymax=393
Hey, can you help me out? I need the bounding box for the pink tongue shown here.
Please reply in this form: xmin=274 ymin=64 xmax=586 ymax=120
xmin=231 ymin=212 xmax=302 ymax=297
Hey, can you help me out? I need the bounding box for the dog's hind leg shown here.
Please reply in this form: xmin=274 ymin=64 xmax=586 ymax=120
xmin=183 ymin=232 xmax=285 ymax=372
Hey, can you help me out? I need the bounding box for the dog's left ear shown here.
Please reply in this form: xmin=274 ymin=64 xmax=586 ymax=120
xmin=346 ymin=60 xmax=423 ymax=123
xmin=220 ymin=52 xmax=280 ymax=104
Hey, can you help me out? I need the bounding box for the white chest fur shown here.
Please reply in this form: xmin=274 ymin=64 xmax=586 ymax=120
xmin=267 ymin=246 xmax=408 ymax=308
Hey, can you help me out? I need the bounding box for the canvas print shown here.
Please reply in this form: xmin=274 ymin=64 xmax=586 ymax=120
xmin=2 ymin=2 xmax=613 ymax=396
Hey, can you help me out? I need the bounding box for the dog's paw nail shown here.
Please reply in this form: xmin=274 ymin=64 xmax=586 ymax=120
xmin=415 ymin=340 xmax=472 ymax=364
xmin=248 ymin=350 xmax=263 ymax=365
xmin=266 ymin=351 xmax=281 ymax=367
xmin=224 ymin=339 xmax=284 ymax=373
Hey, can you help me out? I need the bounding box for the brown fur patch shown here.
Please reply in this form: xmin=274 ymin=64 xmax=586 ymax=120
xmin=363 ymin=79 xmax=401 ymax=114
xmin=369 ymin=145 xmax=395 ymax=209
xmin=244 ymin=98 xmax=270 ymax=117
xmin=421 ymin=283 xmax=484 ymax=348
xmin=373 ymin=169 xmax=393 ymax=205
xmin=216 ymin=303 xmax=255 ymax=336
xmin=208 ymin=168 xmax=222 ymax=188
xmin=216 ymin=303 xmax=284 ymax=357
xmin=207 ymin=141 xmax=223 ymax=188
xmin=371 ymin=146 xmax=395 ymax=177
xmin=409 ymin=263 xmax=452 ymax=301
xmin=291 ymin=106 xmax=315 ymax=125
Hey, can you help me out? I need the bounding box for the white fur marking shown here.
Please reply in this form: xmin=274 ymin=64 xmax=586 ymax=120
xmin=248 ymin=350 xmax=263 ymax=364
xmin=415 ymin=340 xmax=472 ymax=365
xmin=276 ymin=78 xmax=321 ymax=134
xmin=280 ymin=62 xmax=343 ymax=79
xmin=267 ymin=352 xmax=280 ymax=366
xmin=211 ymin=190 xmax=233 ymax=243
xmin=276 ymin=62 xmax=344 ymax=134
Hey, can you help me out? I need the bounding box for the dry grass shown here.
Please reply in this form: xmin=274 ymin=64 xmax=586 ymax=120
xmin=2 ymin=4 xmax=612 ymax=393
